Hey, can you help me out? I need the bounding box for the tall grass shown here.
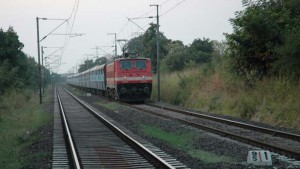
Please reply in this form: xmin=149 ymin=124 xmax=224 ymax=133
xmin=152 ymin=65 xmax=300 ymax=130
xmin=0 ymin=89 xmax=53 ymax=168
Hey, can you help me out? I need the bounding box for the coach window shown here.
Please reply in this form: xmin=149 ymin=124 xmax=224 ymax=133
xmin=136 ymin=60 xmax=146 ymax=69
xmin=121 ymin=61 xmax=132 ymax=70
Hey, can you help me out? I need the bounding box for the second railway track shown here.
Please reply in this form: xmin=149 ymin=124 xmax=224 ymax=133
xmin=126 ymin=103 xmax=300 ymax=160
xmin=54 ymin=87 xmax=188 ymax=168
xmin=146 ymin=103 xmax=300 ymax=142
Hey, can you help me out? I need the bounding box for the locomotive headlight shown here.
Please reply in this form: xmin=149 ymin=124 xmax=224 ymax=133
xmin=142 ymin=75 xmax=145 ymax=79
xmin=124 ymin=76 xmax=127 ymax=79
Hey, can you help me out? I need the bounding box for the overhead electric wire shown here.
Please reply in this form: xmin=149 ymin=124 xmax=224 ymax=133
xmin=62 ymin=0 xmax=80 ymax=54
xmin=119 ymin=0 xmax=173 ymax=38
xmin=161 ymin=0 xmax=172 ymax=6
xmin=45 ymin=47 xmax=62 ymax=58
xmin=136 ymin=0 xmax=170 ymax=18
xmin=125 ymin=0 xmax=188 ymax=40
xmin=69 ymin=0 xmax=186 ymax=73
xmin=160 ymin=0 xmax=187 ymax=16
xmin=118 ymin=20 xmax=129 ymax=34
xmin=45 ymin=0 xmax=80 ymax=73
xmin=70 ymin=0 xmax=80 ymax=36
xmin=59 ymin=0 xmax=80 ymax=72
xmin=40 ymin=19 xmax=69 ymax=42
xmin=127 ymin=17 xmax=146 ymax=31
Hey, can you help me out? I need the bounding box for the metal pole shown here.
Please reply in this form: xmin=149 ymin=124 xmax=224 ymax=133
xmin=151 ymin=4 xmax=160 ymax=102
xmin=108 ymin=33 xmax=117 ymax=58
xmin=41 ymin=46 xmax=45 ymax=94
xmin=36 ymin=17 xmax=42 ymax=104
xmin=157 ymin=5 xmax=160 ymax=102
xmin=114 ymin=33 xmax=117 ymax=58
xmin=96 ymin=46 xmax=99 ymax=58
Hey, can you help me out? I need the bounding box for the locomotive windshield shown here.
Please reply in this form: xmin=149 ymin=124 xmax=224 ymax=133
xmin=120 ymin=59 xmax=147 ymax=70
xmin=121 ymin=60 xmax=132 ymax=69
xmin=136 ymin=60 xmax=146 ymax=69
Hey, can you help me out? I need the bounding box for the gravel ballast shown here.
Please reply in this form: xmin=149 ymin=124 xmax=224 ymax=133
xmin=76 ymin=92 xmax=296 ymax=169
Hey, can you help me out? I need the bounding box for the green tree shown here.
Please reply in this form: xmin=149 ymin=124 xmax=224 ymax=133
xmin=78 ymin=59 xmax=94 ymax=73
xmin=0 ymin=27 xmax=24 ymax=65
xmin=187 ymin=38 xmax=213 ymax=64
xmin=161 ymin=40 xmax=187 ymax=72
xmin=212 ymin=40 xmax=227 ymax=58
xmin=227 ymin=0 xmax=300 ymax=82
xmin=126 ymin=35 xmax=144 ymax=54
xmin=95 ymin=57 xmax=107 ymax=65
xmin=0 ymin=27 xmax=46 ymax=94
xmin=274 ymin=29 xmax=300 ymax=79
xmin=142 ymin=23 xmax=170 ymax=73
xmin=0 ymin=60 xmax=19 ymax=94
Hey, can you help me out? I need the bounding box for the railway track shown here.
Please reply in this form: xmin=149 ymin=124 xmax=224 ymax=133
xmin=147 ymin=103 xmax=300 ymax=142
xmin=125 ymin=103 xmax=300 ymax=161
xmin=53 ymin=87 xmax=188 ymax=168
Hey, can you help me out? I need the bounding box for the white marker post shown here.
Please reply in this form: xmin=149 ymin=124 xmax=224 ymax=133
xmin=247 ymin=150 xmax=272 ymax=166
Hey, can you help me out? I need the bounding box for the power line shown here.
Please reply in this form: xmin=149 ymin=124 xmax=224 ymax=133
xmin=118 ymin=20 xmax=129 ymax=35
xmin=40 ymin=19 xmax=69 ymax=42
xmin=118 ymin=0 xmax=174 ymax=39
xmin=70 ymin=0 xmax=80 ymax=35
xmin=160 ymin=0 xmax=187 ymax=16
xmin=136 ymin=0 xmax=171 ymax=18
xmin=61 ymin=0 xmax=80 ymax=61
xmin=161 ymin=0 xmax=172 ymax=6
xmin=127 ymin=17 xmax=146 ymax=31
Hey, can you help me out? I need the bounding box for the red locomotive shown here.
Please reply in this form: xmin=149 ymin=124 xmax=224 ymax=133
xmin=67 ymin=57 xmax=152 ymax=101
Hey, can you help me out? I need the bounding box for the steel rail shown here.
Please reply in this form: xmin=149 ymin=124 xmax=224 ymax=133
xmin=147 ymin=103 xmax=300 ymax=142
xmin=56 ymin=89 xmax=81 ymax=169
xmin=64 ymin=89 xmax=175 ymax=169
xmin=127 ymin=104 xmax=300 ymax=160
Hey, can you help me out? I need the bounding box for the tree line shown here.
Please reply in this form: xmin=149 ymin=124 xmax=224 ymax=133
xmin=227 ymin=0 xmax=300 ymax=83
xmin=78 ymin=23 xmax=218 ymax=74
xmin=0 ymin=27 xmax=58 ymax=95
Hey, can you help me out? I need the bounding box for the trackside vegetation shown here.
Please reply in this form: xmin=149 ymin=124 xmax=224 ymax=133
xmin=0 ymin=89 xmax=53 ymax=168
xmin=149 ymin=0 xmax=300 ymax=130
xmin=152 ymin=65 xmax=300 ymax=130
xmin=0 ymin=27 xmax=60 ymax=168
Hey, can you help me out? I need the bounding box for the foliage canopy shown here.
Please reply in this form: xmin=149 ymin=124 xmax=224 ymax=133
xmin=0 ymin=27 xmax=52 ymax=94
xmin=226 ymin=0 xmax=300 ymax=82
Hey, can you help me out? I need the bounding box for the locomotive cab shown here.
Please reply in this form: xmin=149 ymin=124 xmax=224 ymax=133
xmin=106 ymin=58 xmax=152 ymax=101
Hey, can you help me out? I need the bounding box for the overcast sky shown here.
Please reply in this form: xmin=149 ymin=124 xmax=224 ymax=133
xmin=0 ymin=0 xmax=244 ymax=74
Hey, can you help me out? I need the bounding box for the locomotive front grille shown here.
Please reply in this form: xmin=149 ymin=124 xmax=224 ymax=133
xmin=117 ymin=83 xmax=152 ymax=101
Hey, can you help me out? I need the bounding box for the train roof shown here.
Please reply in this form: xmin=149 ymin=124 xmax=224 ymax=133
xmin=114 ymin=57 xmax=151 ymax=61
xmin=67 ymin=57 xmax=151 ymax=78
xmin=67 ymin=64 xmax=105 ymax=78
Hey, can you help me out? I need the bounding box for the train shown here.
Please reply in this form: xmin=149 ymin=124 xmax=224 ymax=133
xmin=67 ymin=57 xmax=152 ymax=101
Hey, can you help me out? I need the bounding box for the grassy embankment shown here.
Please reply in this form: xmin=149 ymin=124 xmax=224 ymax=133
xmin=152 ymin=66 xmax=300 ymax=130
xmin=0 ymin=89 xmax=53 ymax=168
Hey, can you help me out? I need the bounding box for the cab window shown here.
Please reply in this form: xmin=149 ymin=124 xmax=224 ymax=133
xmin=136 ymin=60 xmax=146 ymax=69
xmin=121 ymin=61 xmax=132 ymax=69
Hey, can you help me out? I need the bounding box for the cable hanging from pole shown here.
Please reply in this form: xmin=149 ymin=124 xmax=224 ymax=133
xmin=40 ymin=19 xmax=69 ymax=42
